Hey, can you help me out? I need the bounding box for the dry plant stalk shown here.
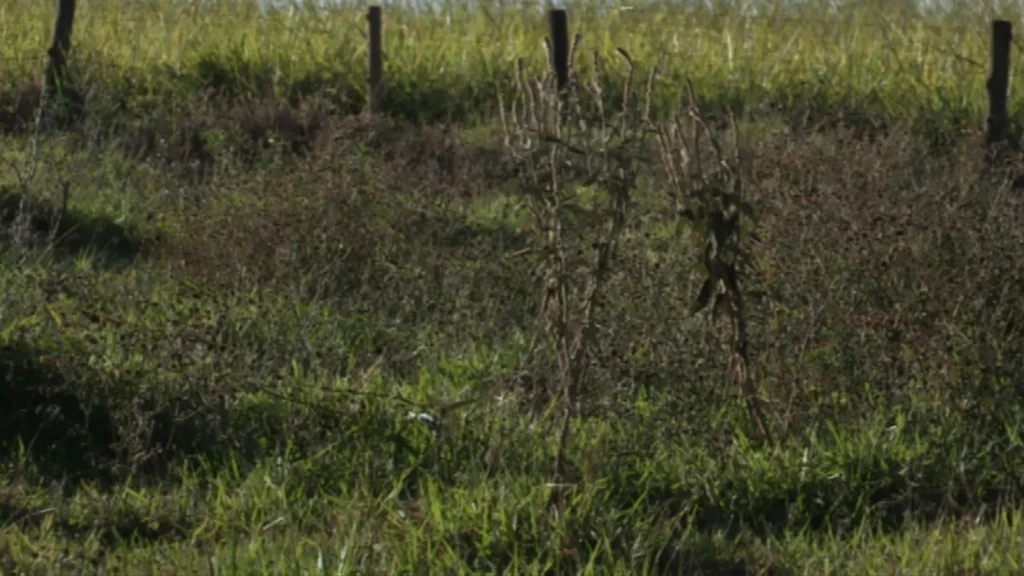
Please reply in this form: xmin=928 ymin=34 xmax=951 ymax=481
xmin=498 ymin=36 xmax=657 ymax=498
xmin=653 ymin=79 xmax=774 ymax=448
xmin=498 ymin=31 xmax=772 ymax=502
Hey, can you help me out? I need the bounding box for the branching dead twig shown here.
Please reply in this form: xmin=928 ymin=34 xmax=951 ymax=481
xmin=654 ymin=79 xmax=774 ymax=449
xmin=499 ymin=30 xmax=773 ymax=511
xmin=499 ymin=37 xmax=659 ymax=509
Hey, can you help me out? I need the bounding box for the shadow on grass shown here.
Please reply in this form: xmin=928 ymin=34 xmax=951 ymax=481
xmin=442 ymin=220 xmax=529 ymax=253
xmin=0 ymin=190 xmax=157 ymax=267
xmin=0 ymin=340 xmax=256 ymax=489
xmin=0 ymin=342 xmax=118 ymax=486
xmin=0 ymin=338 xmax=377 ymax=490
xmin=654 ymin=548 xmax=782 ymax=576
xmin=0 ymin=471 xmax=190 ymax=548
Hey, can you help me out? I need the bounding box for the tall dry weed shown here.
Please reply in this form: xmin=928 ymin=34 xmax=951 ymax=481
xmin=499 ymin=31 xmax=771 ymax=497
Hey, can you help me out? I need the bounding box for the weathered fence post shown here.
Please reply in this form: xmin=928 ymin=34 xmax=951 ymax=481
xmin=548 ymin=9 xmax=569 ymax=94
xmin=367 ymin=5 xmax=383 ymax=115
xmin=987 ymin=20 xmax=1012 ymax=147
xmin=39 ymin=0 xmax=77 ymax=128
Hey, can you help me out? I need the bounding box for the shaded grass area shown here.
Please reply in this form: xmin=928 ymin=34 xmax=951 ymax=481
xmin=0 ymin=190 xmax=155 ymax=267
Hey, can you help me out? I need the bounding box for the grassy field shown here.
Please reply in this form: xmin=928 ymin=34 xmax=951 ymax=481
xmin=3 ymin=0 xmax=1024 ymax=132
xmin=3 ymin=0 xmax=1024 ymax=573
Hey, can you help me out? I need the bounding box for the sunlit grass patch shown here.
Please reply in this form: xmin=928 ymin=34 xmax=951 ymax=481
xmin=1 ymin=0 xmax=1018 ymax=130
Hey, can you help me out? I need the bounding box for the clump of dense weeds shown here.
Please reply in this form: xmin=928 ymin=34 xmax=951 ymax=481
xmin=751 ymin=127 xmax=1024 ymax=434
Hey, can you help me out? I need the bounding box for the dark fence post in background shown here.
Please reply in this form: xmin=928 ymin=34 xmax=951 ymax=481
xmin=39 ymin=0 xmax=77 ymax=129
xmin=368 ymin=5 xmax=383 ymax=115
xmin=987 ymin=20 xmax=1012 ymax=147
xmin=548 ymin=9 xmax=569 ymax=94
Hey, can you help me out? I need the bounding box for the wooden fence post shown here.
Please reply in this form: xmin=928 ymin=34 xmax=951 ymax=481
xmin=367 ymin=5 xmax=383 ymax=115
xmin=548 ymin=9 xmax=569 ymax=94
xmin=987 ymin=20 xmax=1012 ymax=147
xmin=39 ymin=0 xmax=77 ymax=128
